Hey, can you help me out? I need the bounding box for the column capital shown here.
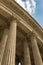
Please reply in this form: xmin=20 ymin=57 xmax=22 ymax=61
xmin=12 ymin=18 xmax=17 ymax=22
xmin=10 ymin=19 xmax=17 ymax=27
xmin=12 ymin=19 xmax=17 ymax=23
xmin=30 ymin=32 xmax=36 ymax=39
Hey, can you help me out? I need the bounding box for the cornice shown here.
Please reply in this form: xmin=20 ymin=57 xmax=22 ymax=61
xmin=0 ymin=0 xmax=43 ymax=29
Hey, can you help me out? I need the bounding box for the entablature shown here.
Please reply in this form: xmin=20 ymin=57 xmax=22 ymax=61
xmin=0 ymin=0 xmax=43 ymax=44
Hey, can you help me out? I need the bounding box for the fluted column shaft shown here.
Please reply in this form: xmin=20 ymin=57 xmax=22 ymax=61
xmin=30 ymin=34 xmax=43 ymax=65
xmin=0 ymin=29 xmax=8 ymax=65
xmin=24 ymin=40 xmax=31 ymax=65
xmin=2 ymin=20 xmax=17 ymax=65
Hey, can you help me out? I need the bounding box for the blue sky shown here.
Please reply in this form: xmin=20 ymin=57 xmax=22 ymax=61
xmin=15 ymin=0 xmax=43 ymax=28
xmin=33 ymin=0 xmax=43 ymax=28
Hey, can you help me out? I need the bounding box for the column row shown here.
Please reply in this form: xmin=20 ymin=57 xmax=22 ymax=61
xmin=0 ymin=19 xmax=43 ymax=65
xmin=0 ymin=20 xmax=17 ymax=65
xmin=2 ymin=20 xmax=17 ymax=65
xmin=23 ymin=34 xmax=43 ymax=65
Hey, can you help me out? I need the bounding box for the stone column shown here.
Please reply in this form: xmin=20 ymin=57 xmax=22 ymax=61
xmin=1 ymin=20 xmax=17 ymax=65
xmin=30 ymin=33 xmax=43 ymax=65
xmin=0 ymin=29 xmax=8 ymax=65
xmin=24 ymin=40 xmax=31 ymax=65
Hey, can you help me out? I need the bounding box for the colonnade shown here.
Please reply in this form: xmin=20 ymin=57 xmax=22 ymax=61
xmin=0 ymin=19 xmax=43 ymax=65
